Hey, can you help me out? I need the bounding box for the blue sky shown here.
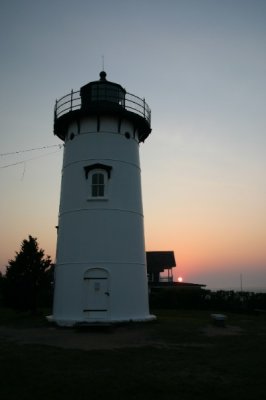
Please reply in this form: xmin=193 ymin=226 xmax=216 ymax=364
xmin=0 ymin=0 xmax=265 ymax=290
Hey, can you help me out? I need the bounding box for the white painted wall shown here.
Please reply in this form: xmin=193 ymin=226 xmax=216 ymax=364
xmin=52 ymin=115 xmax=154 ymax=325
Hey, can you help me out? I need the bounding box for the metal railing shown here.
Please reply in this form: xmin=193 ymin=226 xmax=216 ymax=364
xmin=54 ymin=89 xmax=80 ymax=119
xmin=54 ymin=88 xmax=151 ymax=126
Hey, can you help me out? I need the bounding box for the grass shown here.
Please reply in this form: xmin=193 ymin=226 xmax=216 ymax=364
xmin=0 ymin=307 xmax=51 ymax=327
xmin=0 ymin=307 xmax=266 ymax=400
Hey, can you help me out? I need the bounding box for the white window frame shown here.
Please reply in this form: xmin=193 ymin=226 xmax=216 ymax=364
xmin=87 ymin=169 xmax=109 ymax=201
xmin=84 ymin=163 xmax=112 ymax=201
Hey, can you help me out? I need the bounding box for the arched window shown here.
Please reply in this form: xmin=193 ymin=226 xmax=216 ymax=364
xmin=84 ymin=163 xmax=112 ymax=200
xmin=91 ymin=172 xmax=105 ymax=197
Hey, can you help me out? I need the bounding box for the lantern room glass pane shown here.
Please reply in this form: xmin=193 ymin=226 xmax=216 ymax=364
xmin=91 ymin=83 xmax=125 ymax=105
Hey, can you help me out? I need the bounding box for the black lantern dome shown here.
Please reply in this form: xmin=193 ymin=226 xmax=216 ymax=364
xmin=54 ymin=72 xmax=151 ymax=142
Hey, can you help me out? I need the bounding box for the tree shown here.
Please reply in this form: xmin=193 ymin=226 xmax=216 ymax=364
xmin=3 ymin=236 xmax=53 ymax=311
xmin=0 ymin=271 xmax=4 ymax=306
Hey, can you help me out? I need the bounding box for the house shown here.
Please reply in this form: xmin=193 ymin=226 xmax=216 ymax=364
xmin=146 ymin=251 xmax=176 ymax=284
xmin=146 ymin=251 xmax=206 ymax=290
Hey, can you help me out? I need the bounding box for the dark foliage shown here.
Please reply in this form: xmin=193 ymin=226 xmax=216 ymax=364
xmin=0 ymin=272 xmax=4 ymax=305
xmin=2 ymin=236 xmax=53 ymax=311
xmin=149 ymin=287 xmax=206 ymax=310
xmin=204 ymin=290 xmax=266 ymax=313
xmin=149 ymin=287 xmax=266 ymax=313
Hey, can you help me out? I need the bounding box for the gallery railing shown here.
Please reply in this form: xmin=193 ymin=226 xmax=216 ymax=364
xmin=54 ymin=88 xmax=151 ymax=126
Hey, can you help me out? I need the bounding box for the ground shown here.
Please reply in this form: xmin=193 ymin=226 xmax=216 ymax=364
xmin=1 ymin=309 xmax=265 ymax=400
xmin=0 ymin=320 xmax=244 ymax=351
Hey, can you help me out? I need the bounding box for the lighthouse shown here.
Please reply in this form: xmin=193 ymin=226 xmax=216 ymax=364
xmin=52 ymin=71 xmax=154 ymax=326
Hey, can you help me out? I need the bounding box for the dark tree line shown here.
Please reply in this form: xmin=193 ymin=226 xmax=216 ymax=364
xmin=150 ymin=287 xmax=266 ymax=312
xmin=1 ymin=236 xmax=54 ymax=312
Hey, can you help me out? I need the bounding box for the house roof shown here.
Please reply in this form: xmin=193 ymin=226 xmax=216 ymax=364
xmin=146 ymin=251 xmax=176 ymax=273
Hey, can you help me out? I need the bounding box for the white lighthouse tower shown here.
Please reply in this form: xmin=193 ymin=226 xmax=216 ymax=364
xmin=52 ymin=71 xmax=154 ymax=326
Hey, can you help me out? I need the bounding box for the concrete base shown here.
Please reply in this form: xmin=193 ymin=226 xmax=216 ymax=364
xmin=211 ymin=313 xmax=227 ymax=327
xmin=46 ymin=314 xmax=156 ymax=327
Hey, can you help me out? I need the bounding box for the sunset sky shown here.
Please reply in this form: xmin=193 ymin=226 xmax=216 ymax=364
xmin=0 ymin=0 xmax=265 ymax=291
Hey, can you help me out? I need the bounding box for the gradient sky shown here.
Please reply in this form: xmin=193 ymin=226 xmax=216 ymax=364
xmin=0 ymin=0 xmax=265 ymax=291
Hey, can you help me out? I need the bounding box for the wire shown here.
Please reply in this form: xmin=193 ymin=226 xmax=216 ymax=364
xmin=0 ymin=148 xmax=63 ymax=169
xmin=0 ymin=144 xmax=62 ymax=157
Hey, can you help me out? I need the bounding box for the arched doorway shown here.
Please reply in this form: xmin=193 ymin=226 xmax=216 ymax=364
xmin=83 ymin=268 xmax=110 ymax=321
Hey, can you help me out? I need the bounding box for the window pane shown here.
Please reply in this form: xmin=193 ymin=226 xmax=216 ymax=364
xmin=98 ymin=174 xmax=104 ymax=184
xmin=92 ymin=174 xmax=98 ymax=184
xmin=91 ymin=173 xmax=105 ymax=197
xmin=92 ymin=185 xmax=98 ymax=197
xmin=98 ymin=185 xmax=104 ymax=197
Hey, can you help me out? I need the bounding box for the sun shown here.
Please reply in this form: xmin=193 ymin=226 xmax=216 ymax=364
xmin=177 ymin=276 xmax=183 ymax=282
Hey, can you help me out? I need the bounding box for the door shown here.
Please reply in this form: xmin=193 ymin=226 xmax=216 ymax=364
xmin=83 ymin=268 xmax=109 ymax=320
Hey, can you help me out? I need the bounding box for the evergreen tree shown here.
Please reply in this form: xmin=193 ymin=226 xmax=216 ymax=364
xmin=0 ymin=271 xmax=3 ymax=305
xmin=4 ymin=236 xmax=53 ymax=311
